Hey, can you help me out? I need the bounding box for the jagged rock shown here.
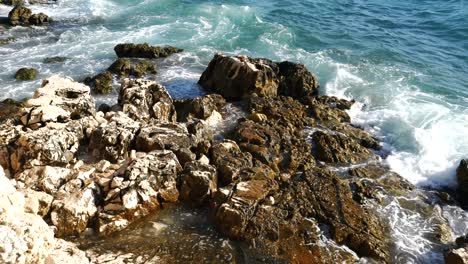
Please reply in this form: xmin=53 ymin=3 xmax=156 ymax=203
xmin=0 ymin=166 xmax=55 ymax=264
xmin=277 ymin=61 xmax=319 ymax=98
xmin=89 ymin=112 xmax=140 ymax=162
xmin=98 ymin=150 xmax=181 ymax=235
xmin=10 ymin=121 xmax=88 ymax=173
xmin=457 ymin=159 xmax=468 ymax=205
xmin=0 ymin=166 xmax=90 ymax=263
xmin=233 ymin=119 xmax=315 ymax=173
xmin=174 ymin=94 xmax=226 ymax=122
xmin=301 ymin=96 xmax=351 ymax=124
xmin=51 ymin=179 xmax=99 ymax=237
xmin=0 ymin=0 xmax=24 ymax=5
xmin=15 ymin=67 xmax=38 ymax=80
xmin=212 ymin=167 xmax=390 ymax=262
xmin=248 ymin=96 xmax=314 ymax=129
xmin=14 ymin=166 xmax=75 ymax=194
xmin=0 ymin=37 xmax=15 ymax=45
xmin=29 ymin=13 xmax=50 ymax=25
xmin=312 ymin=130 xmax=373 ymax=164
xmin=43 ymin=57 xmax=68 ymax=64
xmin=199 ymin=54 xmax=279 ymax=100
xmin=119 ymin=79 xmax=176 ymax=123
xmin=21 ymin=75 xmax=95 ymax=127
xmin=210 ymin=140 xmax=253 ymax=186
xmin=198 ymin=54 xmax=319 ymax=100
xmin=135 ymin=122 xmax=196 ymax=152
xmin=114 ymin=43 xmax=183 ymax=58
xmin=179 ymin=161 xmax=217 ymax=206
xmin=8 ymin=6 xmax=32 ymax=26
xmin=0 ymin=120 xmax=23 ymax=173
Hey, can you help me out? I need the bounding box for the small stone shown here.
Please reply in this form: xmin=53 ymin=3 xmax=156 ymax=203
xmin=15 ymin=68 xmax=38 ymax=81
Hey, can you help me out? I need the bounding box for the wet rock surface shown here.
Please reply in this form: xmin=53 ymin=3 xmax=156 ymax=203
xmin=0 ymin=54 xmax=456 ymax=264
xmin=7 ymin=5 xmax=50 ymax=26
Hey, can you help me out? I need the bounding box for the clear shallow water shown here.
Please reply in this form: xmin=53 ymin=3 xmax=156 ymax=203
xmin=1 ymin=1 xmax=468 ymax=261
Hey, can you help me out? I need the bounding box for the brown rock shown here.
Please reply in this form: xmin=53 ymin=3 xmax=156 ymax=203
xmin=114 ymin=43 xmax=183 ymax=58
xmin=179 ymin=161 xmax=217 ymax=206
xmin=174 ymin=94 xmax=226 ymax=122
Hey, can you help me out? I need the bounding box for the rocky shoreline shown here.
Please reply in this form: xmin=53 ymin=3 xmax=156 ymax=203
xmin=0 ymin=4 xmax=467 ymax=261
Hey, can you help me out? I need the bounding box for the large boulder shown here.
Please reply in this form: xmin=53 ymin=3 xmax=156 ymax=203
xmin=198 ymin=54 xmax=279 ymax=100
xmin=119 ymin=79 xmax=176 ymax=123
xmin=8 ymin=6 xmax=32 ymax=26
xmin=114 ymin=43 xmax=183 ymax=59
xmin=98 ymin=150 xmax=181 ymax=234
xmin=198 ymin=54 xmax=319 ymax=100
xmin=108 ymin=58 xmax=156 ymax=78
xmin=277 ymin=61 xmax=319 ymax=98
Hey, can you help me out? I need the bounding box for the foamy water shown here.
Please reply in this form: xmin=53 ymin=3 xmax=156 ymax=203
xmin=1 ymin=0 xmax=468 ymax=262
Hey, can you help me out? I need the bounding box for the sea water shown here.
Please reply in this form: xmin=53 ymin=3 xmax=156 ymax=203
xmin=1 ymin=0 xmax=468 ymax=262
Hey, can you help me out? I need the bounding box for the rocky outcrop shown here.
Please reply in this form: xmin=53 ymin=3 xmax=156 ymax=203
xmin=15 ymin=67 xmax=38 ymax=80
xmin=114 ymin=43 xmax=183 ymax=59
xmin=98 ymin=150 xmax=181 ymax=234
xmin=8 ymin=6 xmax=50 ymax=26
xmin=198 ymin=54 xmax=319 ymax=100
xmin=43 ymin=57 xmax=68 ymax=64
xmin=445 ymin=235 xmax=468 ymax=264
xmin=119 ymin=79 xmax=176 ymax=123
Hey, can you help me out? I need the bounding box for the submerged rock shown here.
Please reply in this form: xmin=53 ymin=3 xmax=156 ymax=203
xmin=43 ymin=56 xmax=68 ymax=64
xmin=107 ymin=58 xmax=157 ymax=78
xmin=114 ymin=43 xmax=183 ymax=59
xmin=198 ymin=54 xmax=319 ymax=100
xmin=28 ymin=12 xmax=50 ymax=25
xmin=15 ymin=67 xmax=38 ymax=80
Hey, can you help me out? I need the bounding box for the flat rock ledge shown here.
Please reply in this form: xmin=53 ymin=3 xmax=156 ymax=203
xmin=0 ymin=55 xmax=451 ymax=263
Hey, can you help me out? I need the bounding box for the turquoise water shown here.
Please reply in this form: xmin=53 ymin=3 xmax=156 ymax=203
xmin=2 ymin=1 xmax=468 ymax=262
xmin=1 ymin=0 xmax=467 ymax=187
